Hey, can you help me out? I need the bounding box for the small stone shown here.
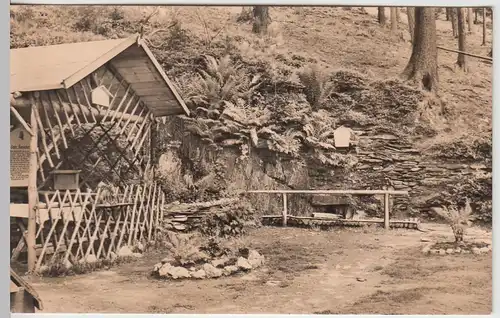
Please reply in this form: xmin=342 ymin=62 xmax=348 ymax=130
xmin=420 ymin=238 xmax=431 ymax=242
xmin=136 ymin=242 xmax=145 ymax=253
xmin=223 ymin=265 xmax=239 ymax=276
xmin=153 ymin=263 xmax=162 ymax=272
xmin=191 ymin=269 xmax=206 ymax=279
xmin=158 ymin=263 xmax=172 ymax=277
xmin=445 ymin=248 xmax=454 ymax=255
xmin=117 ymin=246 xmax=133 ymax=257
xmin=39 ymin=265 xmax=50 ymax=274
xmin=356 ymin=277 xmax=367 ymax=282
xmin=472 ymin=247 xmax=481 ymax=255
xmin=429 ymin=249 xmax=438 ymax=255
xmin=237 ymin=257 xmax=253 ymax=271
xmin=438 ymin=249 xmax=446 ymax=255
xmin=421 ymin=245 xmax=431 ymax=254
xmin=132 ymin=253 xmax=143 ymax=258
xmin=211 ymin=257 xmax=230 ymax=268
xmin=167 ymin=266 xmax=191 ymax=279
xmin=479 ymin=247 xmax=490 ymax=254
xmin=203 ymin=263 xmax=223 ymax=278
xmin=248 ymin=250 xmax=265 ymax=268
xmin=64 ymin=259 xmax=73 ymax=269
xmin=189 ymin=267 xmax=196 ymax=272
xmin=266 ymin=280 xmax=281 ymax=286
xmin=454 ymin=247 xmax=462 ymax=254
xmin=161 ymin=257 xmax=173 ymax=264
xmin=86 ymin=254 xmax=98 ymax=263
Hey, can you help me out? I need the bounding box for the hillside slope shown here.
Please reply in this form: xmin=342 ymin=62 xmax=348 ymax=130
xmin=10 ymin=6 xmax=493 ymax=222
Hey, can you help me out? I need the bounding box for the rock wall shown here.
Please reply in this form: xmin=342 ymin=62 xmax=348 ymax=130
xmin=158 ymin=117 xmax=491 ymax=222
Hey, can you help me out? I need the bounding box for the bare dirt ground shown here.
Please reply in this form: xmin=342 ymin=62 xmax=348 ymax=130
xmin=28 ymin=223 xmax=491 ymax=314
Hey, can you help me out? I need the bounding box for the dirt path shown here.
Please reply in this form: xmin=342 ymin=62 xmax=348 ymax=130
xmin=27 ymin=224 xmax=491 ymax=314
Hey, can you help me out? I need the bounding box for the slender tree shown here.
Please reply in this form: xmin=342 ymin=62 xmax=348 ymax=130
xmin=407 ymin=7 xmax=415 ymax=43
xmin=483 ymin=8 xmax=487 ymax=46
xmin=446 ymin=7 xmax=450 ymax=21
xmin=456 ymin=8 xmax=468 ymax=71
xmin=467 ymin=8 xmax=473 ymax=32
xmin=390 ymin=7 xmax=398 ymax=32
xmin=396 ymin=7 xmax=401 ymax=22
xmin=378 ymin=7 xmax=387 ymax=25
xmin=450 ymin=8 xmax=458 ymax=38
xmin=401 ymin=7 xmax=438 ymax=92
xmin=252 ymin=6 xmax=271 ymax=35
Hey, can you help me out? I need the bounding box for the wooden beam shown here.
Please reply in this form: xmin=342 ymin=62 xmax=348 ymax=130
xmin=282 ymin=193 xmax=288 ymax=227
xmin=384 ymin=193 xmax=390 ymax=230
xmin=246 ymin=189 xmax=408 ymax=195
xmin=10 ymin=106 xmax=34 ymax=136
xmin=27 ymin=93 xmax=38 ymax=273
xmin=437 ymin=45 xmax=493 ymax=62
xmin=137 ymin=39 xmax=190 ymax=116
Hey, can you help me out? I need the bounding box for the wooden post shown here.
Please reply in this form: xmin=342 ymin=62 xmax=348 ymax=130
xmin=27 ymin=94 xmax=39 ymax=272
xmin=384 ymin=193 xmax=390 ymax=230
xmin=282 ymin=193 xmax=288 ymax=227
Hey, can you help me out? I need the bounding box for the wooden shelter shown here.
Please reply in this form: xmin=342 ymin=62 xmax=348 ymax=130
xmin=10 ymin=268 xmax=43 ymax=313
xmin=10 ymin=34 xmax=190 ymax=272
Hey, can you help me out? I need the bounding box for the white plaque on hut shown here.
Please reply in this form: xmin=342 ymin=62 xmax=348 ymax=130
xmin=334 ymin=126 xmax=351 ymax=148
xmin=10 ymin=126 xmax=31 ymax=187
xmin=91 ymin=85 xmax=113 ymax=107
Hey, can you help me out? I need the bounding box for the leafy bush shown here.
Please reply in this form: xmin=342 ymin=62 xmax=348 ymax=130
xmin=161 ymin=231 xmax=210 ymax=266
xmin=432 ymin=198 xmax=474 ymax=242
xmin=199 ymin=199 xmax=259 ymax=238
xmin=298 ymin=63 xmax=335 ymax=108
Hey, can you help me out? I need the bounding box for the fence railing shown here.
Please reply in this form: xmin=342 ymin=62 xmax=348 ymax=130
xmin=246 ymin=189 xmax=409 ymax=230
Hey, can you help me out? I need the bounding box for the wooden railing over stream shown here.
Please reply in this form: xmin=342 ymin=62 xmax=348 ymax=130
xmin=246 ymin=189 xmax=409 ymax=230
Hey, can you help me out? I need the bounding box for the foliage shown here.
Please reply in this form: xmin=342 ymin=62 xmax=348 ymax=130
xmin=161 ymin=231 xmax=210 ymax=266
xmin=298 ymin=64 xmax=336 ymax=108
xmin=199 ymin=199 xmax=259 ymax=238
xmin=432 ymin=198 xmax=474 ymax=242
xmin=184 ymin=55 xmax=258 ymax=108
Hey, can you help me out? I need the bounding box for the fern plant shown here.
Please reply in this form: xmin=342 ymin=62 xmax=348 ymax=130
xmin=188 ymin=55 xmax=258 ymax=108
xmin=298 ymin=63 xmax=335 ymax=108
xmin=433 ymin=198 xmax=474 ymax=242
xmin=162 ymin=231 xmax=209 ymax=266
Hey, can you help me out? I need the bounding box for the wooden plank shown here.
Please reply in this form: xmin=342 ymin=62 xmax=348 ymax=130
xmin=282 ymin=193 xmax=288 ymax=227
xmin=384 ymin=193 xmax=390 ymax=230
xmin=247 ymin=189 xmax=408 ymax=195
xmin=10 ymin=281 xmax=20 ymax=293
xmin=138 ymin=40 xmax=190 ymax=116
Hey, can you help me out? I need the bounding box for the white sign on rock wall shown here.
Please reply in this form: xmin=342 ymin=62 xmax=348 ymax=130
xmin=10 ymin=126 xmax=31 ymax=187
xmin=334 ymin=126 xmax=352 ymax=148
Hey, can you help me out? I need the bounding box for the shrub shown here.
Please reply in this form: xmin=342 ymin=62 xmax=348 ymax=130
xmin=298 ymin=63 xmax=335 ymax=108
xmin=199 ymin=199 xmax=259 ymax=238
xmin=432 ymin=198 xmax=474 ymax=242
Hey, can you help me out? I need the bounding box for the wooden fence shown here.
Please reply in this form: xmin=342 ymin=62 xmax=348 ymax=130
xmin=247 ymin=189 xmax=409 ymax=230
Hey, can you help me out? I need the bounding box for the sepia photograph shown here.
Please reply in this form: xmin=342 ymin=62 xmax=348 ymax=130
xmin=9 ymin=4 xmax=492 ymax=314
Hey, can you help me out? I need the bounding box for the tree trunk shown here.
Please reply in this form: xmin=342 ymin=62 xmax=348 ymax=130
xmin=467 ymin=8 xmax=473 ymax=32
xmin=390 ymin=7 xmax=398 ymax=32
xmin=456 ymin=8 xmax=468 ymax=71
xmin=451 ymin=8 xmax=458 ymax=38
xmin=401 ymin=7 xmax=439 ymax=92
xmin=446 ymin=8 xmax=450 ymax=21
xmin=474 ymin=8 xmax=479 ymax=24
xmin=378 ymin=7 xmax=386 ymax=25
xmin=483 ymin=8 xmax=487 ymax=45
xmin=396 ymin=7 xmax=401 ymax=22
xmin=252 ymin=6 xmax=271 ymax=35
xmin=407 ymin=7 xmax=415 ymax=43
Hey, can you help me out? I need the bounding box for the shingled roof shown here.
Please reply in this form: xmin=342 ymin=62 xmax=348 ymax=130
xmin=10 ymin=34 xmax=189 ymax=117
